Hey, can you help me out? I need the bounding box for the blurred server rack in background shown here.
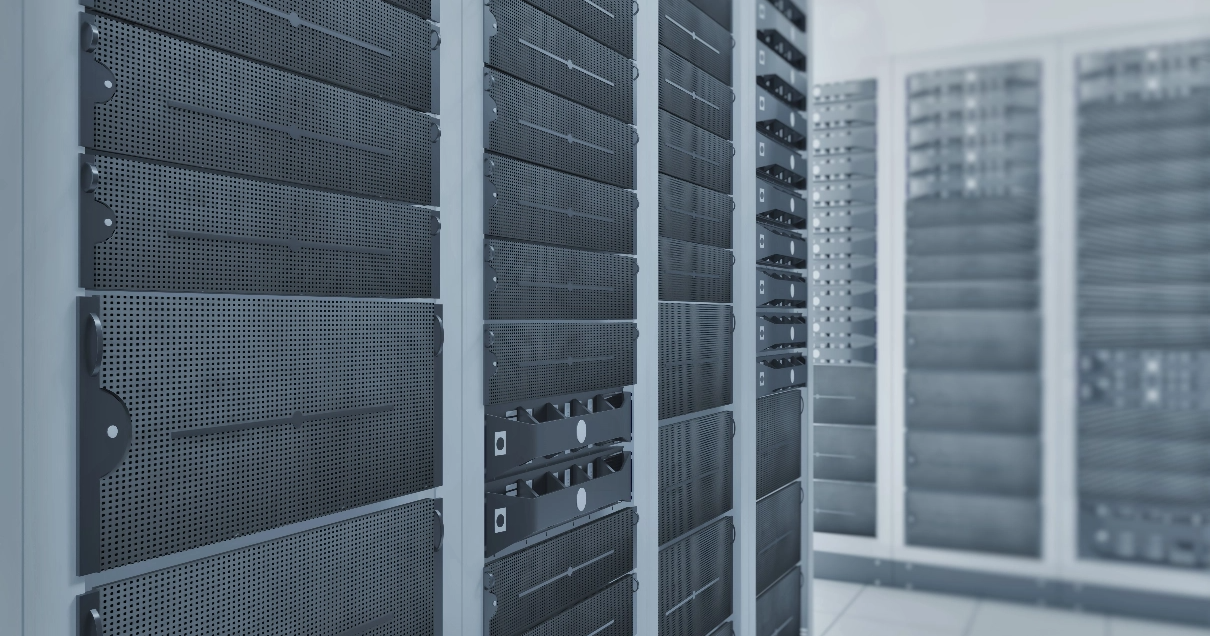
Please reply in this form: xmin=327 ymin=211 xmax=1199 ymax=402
xmin=903 ymin=61 xmax=1044 ymax=558
xmin=1076 ymin=40 xmax=1210 ymax=571
xmin=810 ymin=79 xmax=878 ymax=540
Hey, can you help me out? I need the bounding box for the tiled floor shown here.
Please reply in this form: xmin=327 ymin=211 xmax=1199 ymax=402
xmin=813 ymin=580 xmax=1210 ymax=636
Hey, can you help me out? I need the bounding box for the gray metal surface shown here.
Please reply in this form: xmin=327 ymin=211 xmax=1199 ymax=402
xmin=660 ymin=110 xmax=735 ymax=194
xmin=756 ymin=390 xmax=801 ymax=500
xmin=485 ymin=72 xmax=636 ymax=189
xmin=485 ymin=239 xmax=637 ymax=320
xmin=658 ymin=517 xmax=734 ymax=636
xmin=658 ymin=411 xmax=734 ymax=545
xmin=81 ymin=14 xmax=438 ymax=204
xmin=81 ymin=154 xmax=438 ymax=297
xmin=814 ymin=424 xmax=875 ymax=483
xmin=485 ymin=153 xmax=637 ymax=255
xmin=484 ymin=507 xmax=636 ymax=636
xmin=84 ymin=0 xmax=438 ymax=112
xmin=658 ymin=302 xmax=735 ymax=420
xmin=79 ymin=500 xmax=440 ymax=636
xmin=78 ymin=294 xmax=439 ymax=572
xmin=659 ymin=45 xmax=734 ymax=139
xmin=659 ymin=237 xmax=734 ymax=303
xmin=659 ymin=174 xmax=735 ymax=249
xmin=814 ymin=480 xmax=875 ymax=536
xmin=521 ymin=0 xmax=633 ymax=58
xmin=484 ymin=322 xmax=637 ymax=406
xmin=487 ymin=0 xmax=634 ymax=123
xmin=906 ymin=490 xmax=1041 ymax=556
xmin=658 ymin=0 xmax=732 ymax=85
xmin=756 ymin=482 xmax=801 ymax=594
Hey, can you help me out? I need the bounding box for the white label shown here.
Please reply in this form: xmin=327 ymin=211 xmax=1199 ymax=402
xmin=576 ymin=419 xmax=587 ymax=443
xmin=493 ymin=431 xmax=507 ymax=456
xmin=576 ymin=488 xmax=587 ymax=511
xmin=759 ymin=142 xmax=766 ymax=156
xmin=790 ymin=369 xmax=795 ymax=383
xmin=759 ymin=95 xmax=765 ymax=111
xmin=759 ymin=50 xmax=765 ymax=65
xmin=494 ymin=508 xmax=507 ymax=533
xmin=759 ymin=188 xmax=766 ymax=202
xmin=790 ymin=284 xmax=795 ymax=297
xmin=790 ymin=241 xmax=795 ymax=255
xmin=759 ymin=326 xmax=766 ymax=340
xmin=790 ymin=326 xmax=795 ymax=340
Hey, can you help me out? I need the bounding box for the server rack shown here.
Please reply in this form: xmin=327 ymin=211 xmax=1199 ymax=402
xmin=482 ymin=1 xmax=639 ymax=632
xmin=810 ymin=80 xmax=879 ymax=539
xmin=656 ymin=1 xmax=738 ymax=634
xmin=75 ymin=1 xmax=443 ymax=634
xmin=903 ymin=61 xmax=1044 ymax=557
xmin=1076 ymin=40 xmax=1210 ymax=570
xmin=750 ymin=0 xmax=812 ymax=633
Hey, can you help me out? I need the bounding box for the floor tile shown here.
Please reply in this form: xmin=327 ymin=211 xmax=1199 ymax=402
xmin=824 ymin=615 xmax=965 ymax=636
xmin=813 ymin=611 xmax=839 ymax=635
xmin=1111 ymin=617 xmax=1210 ymax=636
xmin=968 ymin=601 xmax=1107 ymax=636
xmin=814 ymin=580 xmax=865 ymax=614
xmin=844 ymin=585 xmax=977 ymax=632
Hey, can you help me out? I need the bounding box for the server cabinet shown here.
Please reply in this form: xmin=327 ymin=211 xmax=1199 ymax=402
xmin=484 ymin=508 xmax=636 ymax=636
xmin=904 ymin=61 xmax=1042 ymax=556
xmin=658 ymin=0 xmax=732 ymax=85
xmin=659 ymin=175 xmax=735 ymax=250
xmin=486 ymin=391 xmax=633 ymax=480
xmin=1077 ymin=39 xmax=1210 ymax=569
xmin=485 ymin=72 xmax=637 ymax=189
xmin=659 ymin=303 xmax=735 ymax=420
xmin=487 ymin=0 xmax=634 ymax=123
xmin=521 ymin=0 xmax=633 ymax=58
xmin=485 ymin=240 xmax=638 ymax=320
xmin=80 ymin=154 xmax=439 ymax=298
xmin=77 ymin=500 xmax=441 ymax=636
xmin=484 ymin=322 xmax=638 ymax=406
xmin=756 ymin=482 xmax=802 ymax=594
xmin=757 ymin=390 xmax=802 ymax=499
xmin=660 ymin=110 xmax=735 ymax=194
xmin=660 ymin=46 xmax=735 ymax=140
xmin=755 ymin=568 xmax=801 ymax=636
xmin=659 ymin=518 xmax=735 ymax=636
xmin=485 ymin=154 xmax=638 ymax=255
xmin=660 ymin=237 xmax=734 ymax=304
xmin=82 ymin=0 xmax=439 ymax=112
xmin=80 ymin=13 xmax=438 ymax=204
xmin=658 ymin=411 xmax=735 ymax=544
xmin=76 ymin=294 xmax=440 ymax=573
xmin=520 ymin=576 xmax=635 ymax=636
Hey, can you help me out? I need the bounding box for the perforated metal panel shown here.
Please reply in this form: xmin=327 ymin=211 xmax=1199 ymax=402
xmin=756 ymin=568 xmax=801 ymax=636
xmin=485 ymin=322 xmax=638 ymax=405
xmin=658 ymin=411 xmax=734 ymax=544
xmin=659 ymin=237 xmax=733 ymax=303
xmin=522 ymin=576 xmax=635 ymax=636
xmin=84 ymin=0 xmax=437 ymax=112
xmin=521 ymin=0 xmax=633 ymax=58
xmin=658 ymin=518 xmax=734 ymax=636
xmin=82 ymin=154 xmax=437 ymax=297
xmin=659 ymin=303 xmax=735 ymax=420
xmin=81 ymin=14 xmax=437 ymax=204
xmin=757 ymin=482 xmax=802 ymax=594
xmin=757 ymin=389 xmax=801 ymax=499
xmin=659 ymin=174 xmax=734 ymax=249
xmin=486 ymin=239 xmax=637 ymax=320
xmin=79 ymin=500 xmax=439 ymax=636
xmin=485 ymin=508 xmax=636 ymax=636
xmin=688 ymin=0 xmax=731 ymax=30
xmin=384 ymin=0 xmax=434 ymax=20
xmin=485 ymin=154 xmax=637 ymax=254
xmin=660 ymin=110 xmax=734 ymax=194
xmin=815 ymin=480 xmax=876 ymax=537
xmin=486 ymin=72 xmax=636 ymax=189
xmin=488 ymin=0 xmax=633 ymax=123
xmin=658 ymin=0 xmax=732 ymax=85
xmin=659 ymin=46 xmax=733 ymax=139
xmin=77 ymin=294 xmax=439 ymax=572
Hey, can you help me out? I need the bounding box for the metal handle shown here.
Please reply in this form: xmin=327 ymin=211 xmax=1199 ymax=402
xmin=433 ymin=509 xmax=445 ymax=552
xmin=86 ymin=312 xmax=103 ymax=377
xmin=434 ymin=314 xmax=445 ymax=356
xmin=87 ymin=609 xmax=105 ymax=636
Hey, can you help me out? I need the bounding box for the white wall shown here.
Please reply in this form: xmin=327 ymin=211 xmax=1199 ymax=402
xmin=814 ymin=0 xmax=1210 ymax=81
